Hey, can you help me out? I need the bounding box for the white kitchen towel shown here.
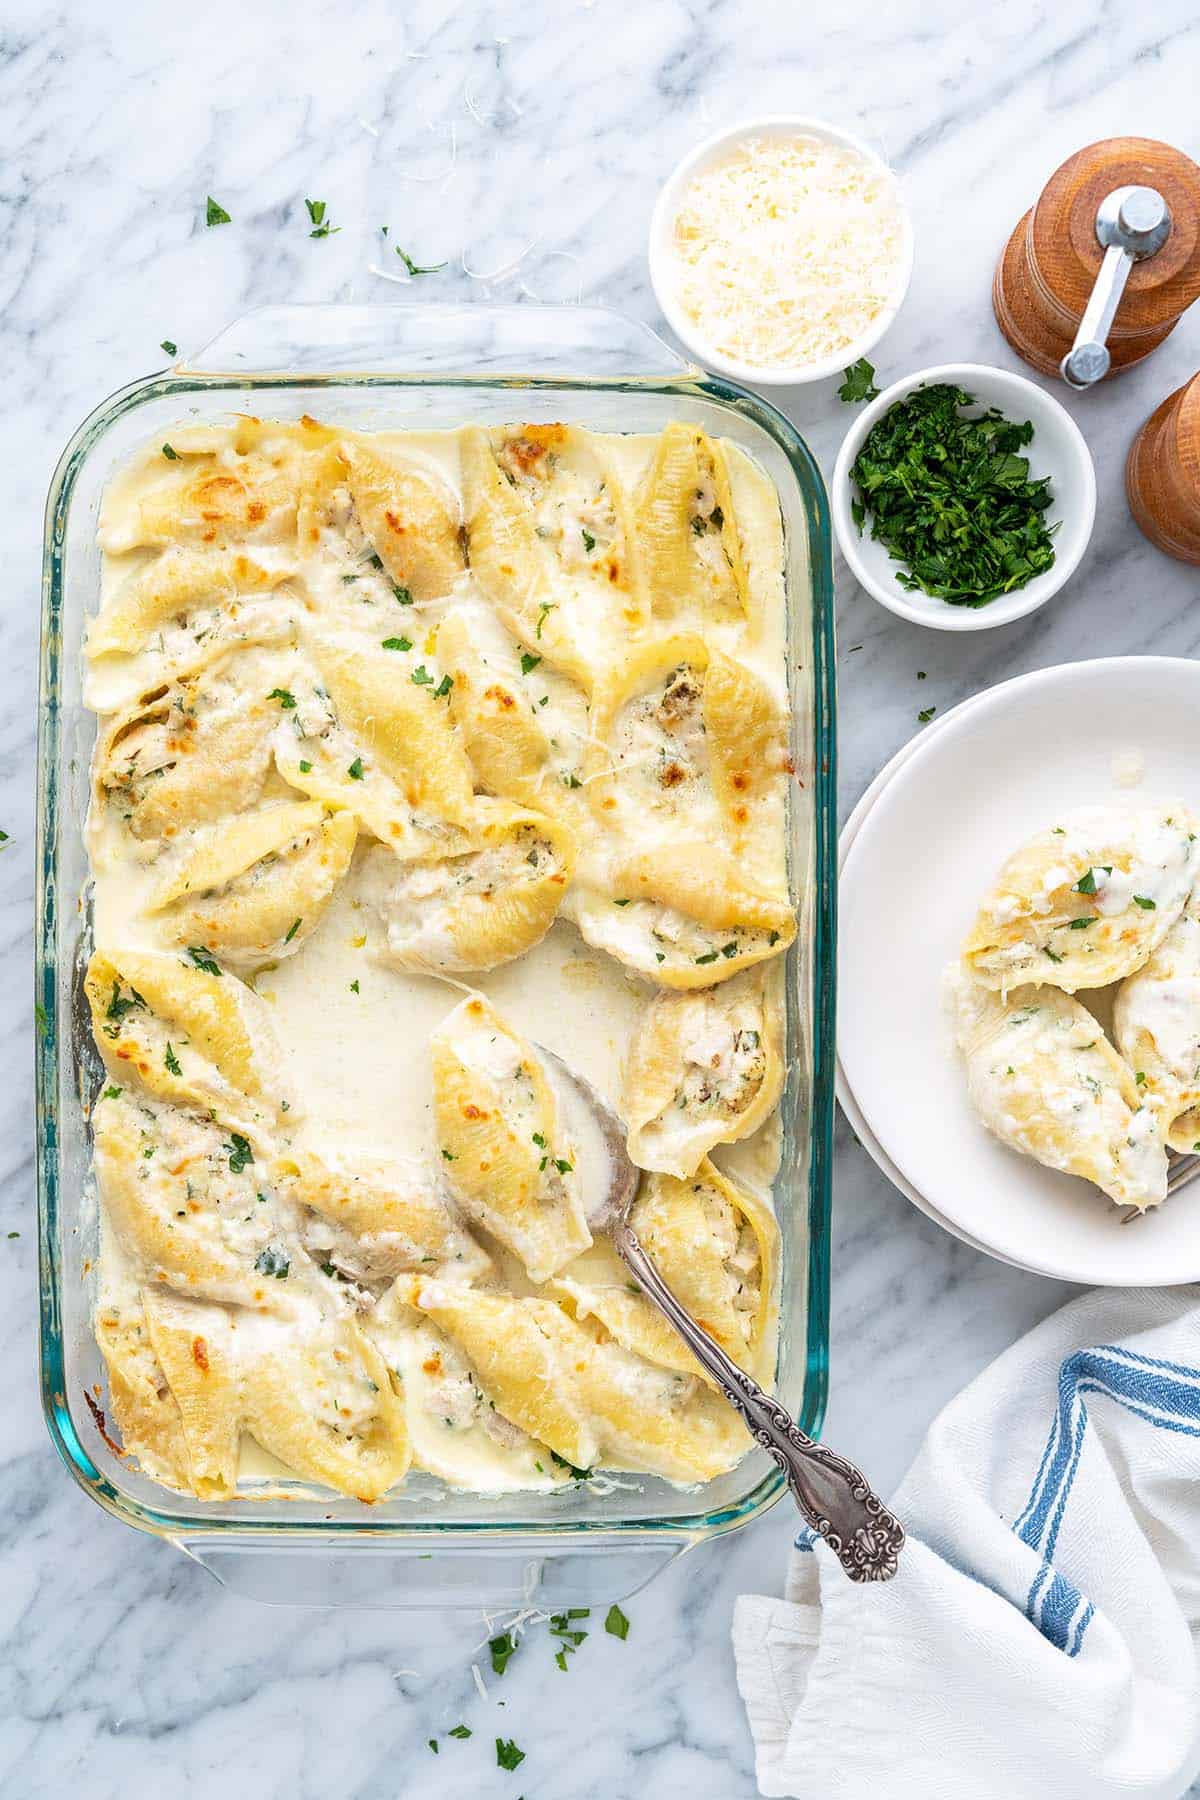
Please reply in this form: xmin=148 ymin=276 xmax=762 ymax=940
xmin=733 ymin=1286 xmax=1200 ymax=1800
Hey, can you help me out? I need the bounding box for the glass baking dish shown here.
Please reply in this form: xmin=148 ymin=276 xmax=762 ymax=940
xmin=36 ymin=303 xmax=836 ymax=1609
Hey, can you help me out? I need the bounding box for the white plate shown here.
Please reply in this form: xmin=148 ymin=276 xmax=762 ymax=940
xmin=836 ymin=688 xmax=1026 ymax=1267
xmin=838 ymin=656 xmax=1200 ymax=1287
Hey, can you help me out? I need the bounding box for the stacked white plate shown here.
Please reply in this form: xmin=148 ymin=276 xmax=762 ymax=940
xmin=837 ymin=656 xmax=1200 ymax=1288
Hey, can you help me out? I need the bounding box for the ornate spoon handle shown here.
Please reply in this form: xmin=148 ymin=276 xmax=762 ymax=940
xmin=614 ymin=1220 xmax=906 ymax=1583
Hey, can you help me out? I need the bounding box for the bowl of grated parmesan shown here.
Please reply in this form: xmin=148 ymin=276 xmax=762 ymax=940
xmin=650 ymin=117 xmax=912 ymax=386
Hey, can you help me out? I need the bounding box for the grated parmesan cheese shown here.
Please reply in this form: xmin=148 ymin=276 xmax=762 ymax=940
xmin=667 ymin=134 xmax=905 ymax=371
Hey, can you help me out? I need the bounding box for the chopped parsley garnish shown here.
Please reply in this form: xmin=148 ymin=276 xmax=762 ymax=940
xmin=160 ymin=339 xmax=177 ymax=356
xmin=341 ymin=574 xmax=358 ymax=584
xmin=613 ymin=898 xmax=631 ymax=907
xmin=695 ymin=951 xmax=719 ymax=965
xmin=489 ymin=1632 xmax=518 ymax=1676
xmin=531 ymin=1132 xmax=546 ymax=1148
xmin=1133 ymin=894 xmax=1157 ymax=910
xmin=837 ymin=357 xmax=880 ymax=404
xmin=536 ymin=601 xmax=556 ymax=639
xmin=102 ymin=1086 xmax=122 ymax=1100
xmin=366 ymin=552 xmax=385 ymax=571
xmin=1068 ymin=917 xmax=1095 ymax=929
xmin=562 ymin=772 xmax=582 ymax=789
xmin=305 ymin=197 xmax=340 ymax=239
xmin=268 ymin=687 xmax=297 ymax=709
xmin=391 ymin=581 xmax=413 ymax=605
xmin=225 ymin=1133 xmax=254 ymax=1173
xmin=917 ymin=706 xmax=936 ymax=724
xmin=411 ymin=665 xmax=434 ymax=686
xmin=350 ymin=979 xmax=360 ymax=993
xmin=427 ymin=1739 xmax=438 ymax=1755
xmin=520 ymin=652 xmax=542 ymax=675
xmin=161 ymin=443 xmax=179 ymax=461
xmin=582 ymin=528 xmax=596 ymax=552
xmin=381 ymin=636 xmax=412 ymax=652
xmin=849 ymin=383 xmax=1057 ymax=606
xmin=298 ymin=759 xmax=312 ymax=773
xmin=448 ymin=1725 xmax=471 ymax=1740
xmin=347 ymin=757 xmax=365 ymax=780
xmin=1043 ymin=946 xmax=1063 ymax=964
xmin=105 ymin=981 xmax=145 ymax=1024
xmin=164 ymin=1042 xmax=182 ymax=1077
xmin=720 ymin=941 xmax=739 ymax=958
xmin=187 ymin=946 xmax=222 ymax=976
xmin=254 ymin=1246 xmax=290 ymax=1279
xmin=1136 ymin=1071 xmax=1147 ymax=1085
xmin=554 ymin=1158 xmax=573 ymax=1175
xmin=495 ymin=1738 xmax=525 ymax=1772
xmin=433 ymin=674 xmax=453 ymax=699
xmin=917 ymin=670 xmax=927 ymax=680
xmin=396 ymin=245 xmax=447 ymax=276
xmin=284 ymin=918 xmax=302 ymax=944
xmin=1073 ymin=867 xmax=1111 ymax=896
xmin=441 ymin=1148 xmax=456 ymax=1161
xmin=604 ymin=1603 xmax=630 ymax=1640
xmin=205 ymin=196 xmax=231 ymax=226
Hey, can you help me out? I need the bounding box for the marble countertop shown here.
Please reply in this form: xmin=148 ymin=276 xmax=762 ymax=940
xmin=7 ymin=0 xmax=1200 ymax=1793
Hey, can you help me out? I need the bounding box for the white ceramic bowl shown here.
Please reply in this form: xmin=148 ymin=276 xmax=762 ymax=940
xmin=648 ymin=115 xmax=913 ymax=388
xmin=832 ymin=363 xmax=1096 ymax=631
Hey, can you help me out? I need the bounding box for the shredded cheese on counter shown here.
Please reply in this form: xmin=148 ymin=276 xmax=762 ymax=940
xmin=667 ymin=134 xmax=905 ymax=370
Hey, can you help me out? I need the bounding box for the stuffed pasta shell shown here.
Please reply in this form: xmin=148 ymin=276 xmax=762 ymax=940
xmin=86 ymin=545 xmax=299 ymax=681
xmin=962 ymin=803 xmax=1198 ymax=994
xmin=1113 ymin=888 xmax=1200 ymax=1153
xmin=99 ymin=423 xmax=313 ymax=553
xmin=431 ymin=995 xmax=592 ymax=1281
xmin=297 ymin=438 xmax=465 ymax=603
xmin=363 ymin=802 xmax=574 ymax=974
xmin=622 ymin=968 xmax=783 ymax=1176
xmin=951 ymin=967 xmax=1167 ymax=1210
xmin=571 ymin=841 xmax=795 ymax=988
xmin=633 ymin=422 xmax=748 ymax=625
xmin=148 ymin=800 xmax=357 ymax=971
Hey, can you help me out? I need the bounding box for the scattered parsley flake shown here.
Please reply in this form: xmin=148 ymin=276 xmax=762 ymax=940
xmin=448 ymin=1724 xmax=471 ymax=1739
xmin=536 ymin=602 xmax=556 ymax=639
xmin=604 ymin=1603 xmax=630 ymax=1640
xmin=441 ymin=1148 xmax=456 ymax=1161
xmin=350 ymin=979 xmax=360 ymax=994
xmin=347 ymin=757 xmax=365 ymax=780
xmin=161 ymin=443 xmax=179 ymax=460
xmin=226 ymin=1134 xmax=254 ymax=1173
xmin=495 ymin=1738 xmax=525 ymax=1772
xmin=160 ymin=339 xmax=177 ymax=356
xmin=1133 ymin=894 xmax=1157 ymax=910
xmin=382 ymin=636 xmax=412 ymax=652
xmin=396 ymin=245 xmax=447 ymax=276
xmin=103 ymin=1086 xmax=122 ymax=1100
xmin=489 ymin=1632 xmax=518 ymax=1676
xmin=520 ymin=652 xmax=542 ymax=675
xmin=918 ymin=706 xmax=936 ymax=724
xmin=205 ymin=196 xmax=231 ymax=227
xmin=268 ymin=687 xmax=296 ymax=709
xmin=411 ymin=665 xmax=434 ymax=686
xmin=305 ymin=197 xmax=340 ymax=239
xmin=254 ymin=1246 xmax=290 ymax=1279
xmin=582 ymin=528 xmax=596 ymax=552
xmin=164 ymin=1043 xmax=182 ymax=1076
xmin=838 ymin=357 xmax=880 ymax=403
xmin=284 ymin=918 xmax=302 ymax=944
xmin=187 ymin=946 xmax=222 ymax=976
xmin=554 ymin=1158 xmax=573 ymax=1174
xmin=434 ymin=674 xmax=453 ymax=699
xmin=298 ymin=759 xmax=312 ymax=773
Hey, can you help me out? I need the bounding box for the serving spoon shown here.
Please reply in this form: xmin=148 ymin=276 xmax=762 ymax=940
xmin=541 ymin=1046 xmax=906 ymax=1584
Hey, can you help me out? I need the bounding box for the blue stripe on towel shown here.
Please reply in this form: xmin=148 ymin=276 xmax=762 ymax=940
xmin=1016 ymin=1344 xmax=1200 ymax=1657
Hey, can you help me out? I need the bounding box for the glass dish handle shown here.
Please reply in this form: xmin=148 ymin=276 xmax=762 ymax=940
xmin=180 ymin=302 xmax=693 ymax=381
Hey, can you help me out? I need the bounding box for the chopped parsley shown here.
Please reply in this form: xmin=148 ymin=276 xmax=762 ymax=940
xmin=695 ymin=950 xmax=719 ymax=965
xmin=441 ymin=1148 xmax=456 ymax=1161
xmin=284 ymin=918 xmax=302 ymax=944
xmin=205 ymin=196 xmax=231 ymax=227
xmin=849 ymin=382 xmax=1056 ymax=606
xmin=102 ymin=1086 xmax=122 ymax=1100
xmin=164 ymin=1042 xmax=182 ymax=1077
xmin=520 ymin=652 xmax=542 ymax=675
xmin=604 ymin=1603 xmax=630 ymax=1640
xmin=160 ymin=339 xmax=177 ymax=356
xmin=917 ymin=706 xmax=936 ymax=724
xmin=254 ymin=1246 xmax=290 ymax=1279
xmin=433 ymin=674 xmax=453 ymax=699
xmin=305 ymin=197 xmax=340 ymax=239
xmin=489 ymin=1632 xmax=518 ymax=1676
xmin=554 ymin=1158 xmax=573 ymax=1175
xmin=268 ymin=687 xmax=297 ymax=709
xmin=562 ymin=772 xmax=582 ymax=789
xmin=350 ymin=979 xmax=360 ymax=994
xmin=427 ymin=1739 xmax=438 ymax=1755
xmin=225 ymin=1134 xmax=254 ymax=1173
xmin=391 ymin=581 xmax=413 ymax=605
xmin=582 ymin=527 xmax=596 ymax=552
xmin=1133 ymin=894 xmax=1157 ymax=910
xmin=837 ymin=357 xmax=880 ymax=404
xmin=1135 ymin=1071 xmax=1147 ymax=1086
xmin=549 ymin=1448 xmax=592 ymax=1481
xmin=411 ymin=665 xmax=434 ymax=686
xmin=536 ymin=601 xmax=556 ymax=639
xmin=448 ymin=1724 xmax=471 ymax=1740
xmin=347 ymin=757 xmax=365 ymax=780
xmin=161 ymin=443 xmax=179 ymax=461
xmin=1043 ymin=946 xmax=1063 ymax=964
xmin=1068 ymin=917 xmax=1095 ymax=929
xmin=187 ymin=946 xmax=222 ymax=976
xmin=298 ymin=759 xmax=312 ymax=773
xmin=1073 ymin=867 xmax=1111 ymax=896
xmin=495 ymin=1738 xmax=525 ymax=1772
xmin=105 ymin=981 xmax=145 ymax=1024
xmin=381 ymin=636 xmax=412 ymax=652
xmin=531 ymin=1132 xmax=547 ymax=1148
xmin=396 ymin=245 xmax=447 ymax=276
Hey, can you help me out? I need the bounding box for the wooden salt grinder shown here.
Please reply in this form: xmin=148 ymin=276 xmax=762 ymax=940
xmin=993 ymin=137 xmax=1200 ymax=387
xmin=1126 ymin=372 xmax=1200 ymax=563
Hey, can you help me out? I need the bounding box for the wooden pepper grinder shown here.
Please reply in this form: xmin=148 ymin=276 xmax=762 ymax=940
xmin=1126 ymin=372 xmax=1200 ymax=562
xmin=993 ymin=137 xmax=1200 ymax=386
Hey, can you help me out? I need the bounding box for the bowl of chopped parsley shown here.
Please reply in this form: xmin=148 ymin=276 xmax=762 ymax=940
xmin=832 ymin=362 xmax=1096 ymax=630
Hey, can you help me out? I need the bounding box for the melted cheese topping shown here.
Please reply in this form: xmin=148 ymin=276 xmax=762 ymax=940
xmin=666 ymin=134 xmax=905 ymax=370
xmin=85 ymin=420 xmax=792 ymax=1500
